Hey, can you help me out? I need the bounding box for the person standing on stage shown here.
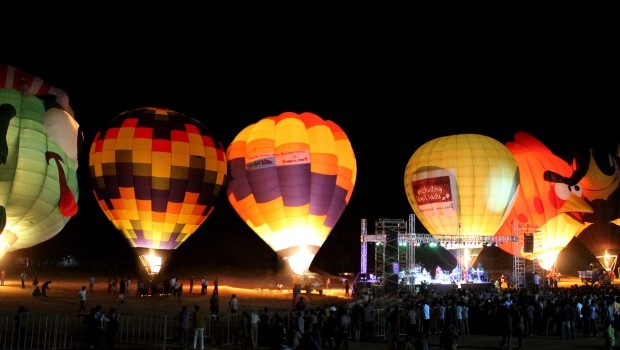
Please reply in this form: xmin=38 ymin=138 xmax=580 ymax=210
xmin=435 ymin=266 xmax=443 ymax=281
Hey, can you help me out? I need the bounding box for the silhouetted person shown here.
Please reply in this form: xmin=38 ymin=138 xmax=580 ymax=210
xmin=14 ymin=305 xmax=28 ymax=347
xmin=179 ymin=305 xmax=190 ymax=349
xmin=106 ymin=307 xmax=119 ymax=349
xmin=498 ymin=304 xmax=513 ymax=350
xmin=41 ymin=280 xmax=52 ymax=297
xmin=78 ymin=286 xmax=87 ymax=312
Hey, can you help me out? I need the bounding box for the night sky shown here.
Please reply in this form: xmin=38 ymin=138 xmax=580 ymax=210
xmin=4 ymin=50 xmax=615 ymax=277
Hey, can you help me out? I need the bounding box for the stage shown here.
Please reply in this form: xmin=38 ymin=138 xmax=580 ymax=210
xmin=416 ymin=281 xmax=495 ymax=295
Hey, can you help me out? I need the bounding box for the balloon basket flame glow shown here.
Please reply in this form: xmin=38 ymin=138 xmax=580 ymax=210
xmin=285 ymin=248 xmax=315 ymax=276
xmin=536 ymin=251 xmax=561 ymax=271
xmin=139 ymin=253 xmax=162 ymax=276
xmin=596 ymin=252 xmax=618 ymax=272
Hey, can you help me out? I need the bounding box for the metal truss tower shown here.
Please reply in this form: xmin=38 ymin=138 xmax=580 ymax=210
xmin=512 ymin=222 xmax=541 ymax=289
xmin=360 ymin=214 xmax=519 ymax=295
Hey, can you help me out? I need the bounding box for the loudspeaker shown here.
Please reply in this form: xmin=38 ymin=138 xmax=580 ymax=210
xmin=523 ymin=234 xmax=534 ymax=253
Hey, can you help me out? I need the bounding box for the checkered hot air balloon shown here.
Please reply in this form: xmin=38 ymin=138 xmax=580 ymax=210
xmin=226 ymin=112 xmax=357 ymax=275
xmin=88 ymin=107 xmax=227 ymax=274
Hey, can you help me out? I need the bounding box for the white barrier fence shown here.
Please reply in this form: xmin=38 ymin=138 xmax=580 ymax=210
xmin=0 ymin=309 xmax=389 ymax=349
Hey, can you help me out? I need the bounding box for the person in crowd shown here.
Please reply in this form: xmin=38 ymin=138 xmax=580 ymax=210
xmin=41 ymin=280 xmax=52 ymax=297
xmin=78 ymin=285 xmax=87 ymax=313
xmin=210 ymin=293 xmax=220 ymax=320
xmin=229 ymin=293 xmax=239 ymax=314
xmin=179 ymin=305 xmax=190 ymax=350
xmin=440 ymin=320 xmax=459 ymax=350
xmin=14 ymin=305 xmax=29 ymax=347
xmin=498 ymin=302 xmax=512 ymax=350
xmin=335 ymin=306 xmax=351 ymax=350
xmin=85 ymin=305 xmax=105 ymax=350
xmin=533 ymin=271 xmax=541 ymax=294
xmin=250 ymin=309 xmax=260 ymax=349
xmin=415 ymin=331 xmax=429 ymax=350
xmin=201 ymin=276 xmax=208 ymax=296
xmin=118 ymin=277 xmax=126 ymax=304
xmin=213 ymin=276 xmax=219 ymax=297
xmin=422 ymin=299 xmax=431 ymax=337
xmin=296 ymin=296 xmax=306 ymax=312
xmin=89 ymin=275 xmax=95 ymax=293
xmin=192 ymin=304 xmax=206 ymax=350
xmin=242 ymin=310 xmax=251 ymax=350
xmin=177 ymin=283 xmax=183 ymax=303
xmin=20 ymin=271 xmax=27 ymax=289
xmin=106 ymin=307 xmax=119 ymax=349
xmin=605 ymin=319 xmax=615 ymax=350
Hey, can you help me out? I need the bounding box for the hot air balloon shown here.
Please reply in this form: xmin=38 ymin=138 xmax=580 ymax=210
xmin=226 ymin=112 xmax=357 ymax=275
xmin=404 ymin=134 xmax=519 ymax=270
xmin=494 ymin=132 xmax=593 ymax=270
xmin=571 ymin=144 xmax=620 ymax=272
xmin=88 ymin=107 xmax=227 ymax=275
xmin=0 ymin=65 xmax=81 ymax=258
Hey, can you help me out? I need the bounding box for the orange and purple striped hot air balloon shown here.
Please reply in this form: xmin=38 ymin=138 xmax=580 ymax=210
xmin=89 ymin=107 xmax=227 ymax=274
xmin=226 ymin=112 xmax=357 ymax=275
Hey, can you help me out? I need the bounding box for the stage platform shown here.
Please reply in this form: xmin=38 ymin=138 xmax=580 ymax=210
xmin=411 ymin=282 xmax=495 ymax=295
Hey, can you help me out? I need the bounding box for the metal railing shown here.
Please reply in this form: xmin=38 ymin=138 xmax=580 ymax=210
xmin=0 ymin=309 xmax=389 ymax=349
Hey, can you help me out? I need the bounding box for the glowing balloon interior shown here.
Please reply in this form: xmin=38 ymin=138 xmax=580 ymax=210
xmin=139 ymin=251 xmax=163 ymax=276
xmin=89 ymin=107 xmax=227 ymax=270
xmin=226 ymin=112 xmax=356 ymax=275
xmin=0 ymin=65 xmax=81 ymax=257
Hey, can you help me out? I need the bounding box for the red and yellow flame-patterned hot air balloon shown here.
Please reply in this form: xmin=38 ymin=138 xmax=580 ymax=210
xmin=0 ymin=65 xmax=81 ymax=258
xmin=89 ymin=107 xmax=227 ymax=275
xmin=226 ymin=112 xmax=357 ymax=275
xmin=495 ymin=131 xmax=593 ymax=270
xmin=404 ymin=134 xmax=519 ymax=269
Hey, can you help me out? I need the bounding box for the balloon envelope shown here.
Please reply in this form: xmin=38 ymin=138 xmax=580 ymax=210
xmin=573 ymin=145 xmax=620 ymax=270
xmin=495 ymin=132 xmax=592 ymax=270
xmin=88 ymin=107 xmax=227 ymax=256
xmin=0 ymin=65 xmax=80 ymax=256
xmin=404 ymin=134 xmax=519 ymax=239
xmin=226 ymin=112 xmax=356 ymax=275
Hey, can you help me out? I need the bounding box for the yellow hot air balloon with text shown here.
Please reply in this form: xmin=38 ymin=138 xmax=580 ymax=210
xmin=404 ymin=134 xmax=519 ymax=268
xmin=226 ymin=112 xmax=356 ymax=275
